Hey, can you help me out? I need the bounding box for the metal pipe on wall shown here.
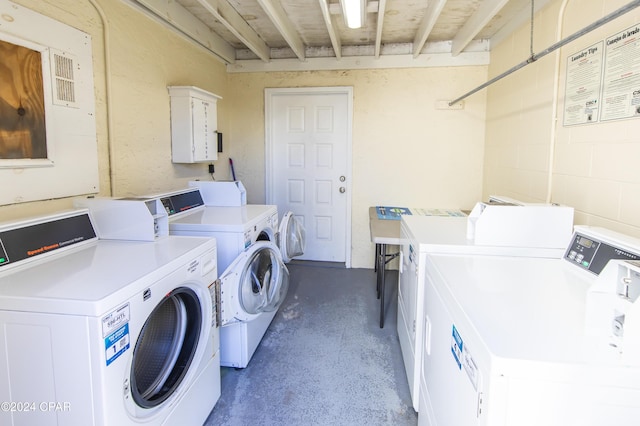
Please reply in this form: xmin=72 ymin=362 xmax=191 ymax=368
xmin=545 ymin=0 xmax=570 ymax=204
xmin=88 ymin=0 xmax=116 ymax=196
xmin=449 ymin=0 xmax=640 ymax=106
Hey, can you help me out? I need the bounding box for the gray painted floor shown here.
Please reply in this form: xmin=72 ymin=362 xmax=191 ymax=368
xmin=204 ymin=261 xmax=418 ymax=425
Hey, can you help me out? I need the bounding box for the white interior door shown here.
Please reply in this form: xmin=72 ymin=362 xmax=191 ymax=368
xmin=266 ymin=87 xmax=352 ymax=265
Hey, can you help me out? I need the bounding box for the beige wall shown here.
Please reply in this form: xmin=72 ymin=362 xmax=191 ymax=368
xmin=484 ymin=0 xmax=640 ymax=237
xmin=227 ymin=68 xmax=487 ymax=267
xmin=0 ymin=0 xmax=228 ymax=221
xmin=1 ymin=0 xmax=487 ymax=269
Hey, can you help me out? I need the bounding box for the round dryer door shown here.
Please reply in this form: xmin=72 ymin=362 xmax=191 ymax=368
xmin=278 ymin=211 xmax=306 ymax=263
xmin=130 ymin=287 xmax=203 ymax=408
xmin=221 ymin=241 xmax=290 ymax=324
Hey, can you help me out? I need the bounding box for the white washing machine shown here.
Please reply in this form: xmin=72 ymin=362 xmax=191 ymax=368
xmin=418 ymin=226 xmax=640 ymax=426
xmin=154 ymin=188 xmax=304 ymax=269
xmin=0 ymin=209 xmax=220 ymax=426
xmin=188 ymin=180 xmax=306 ymax=263
xmin=398 ymin=203 xmax=574 ymax=411
xmin=168 ymin=203 xmax=280 ymax=272
xmin=140 ymin=188 xmax=303 ymax=368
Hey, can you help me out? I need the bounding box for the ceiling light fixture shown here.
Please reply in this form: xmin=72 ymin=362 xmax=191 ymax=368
xmin=340 ymin=0 xmax=366 ymax=29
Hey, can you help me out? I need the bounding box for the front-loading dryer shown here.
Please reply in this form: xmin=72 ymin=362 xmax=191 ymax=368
xmin=131 ymin=188 xmax=300 ymax=368
xmin=217 ymin=240 xmax=289 ymax=367
xmin=188 ymin=180 xmax=306 ymax=264
xmin=0 ymin=209 xmax=220 ymax=426
xmin=168 ymin=203 xmax=280 ymax=272
xmin=155 ymin=187 xmax=304 ymax=268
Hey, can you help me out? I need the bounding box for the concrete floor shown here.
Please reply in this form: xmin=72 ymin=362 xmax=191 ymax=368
xmin=204 ymin=261 xmax=418 ymax=425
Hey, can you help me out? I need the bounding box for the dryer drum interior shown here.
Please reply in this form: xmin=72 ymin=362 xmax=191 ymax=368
xmin=131 ymin=287 xmax=203 ymax=408
xmin=256 ymin=230 xmax=271 ymax=241
xmin=239 ymin=246 xmax=289 ymax=315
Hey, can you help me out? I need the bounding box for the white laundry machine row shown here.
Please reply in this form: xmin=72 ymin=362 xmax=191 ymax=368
xmin=188 ymin=180 xmax=306 ymax=263
xmin=0 ymin=208 xmax=221 ymax=426
xmin=397 ymin=203 xmax=574 ymax=411
xmin=132 ymin=187 xmax=305 ymax=368
xmin=418 ymin=226 xmax=640 ymax=426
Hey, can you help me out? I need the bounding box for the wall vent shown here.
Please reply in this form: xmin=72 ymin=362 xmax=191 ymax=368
xmin=50 ymin=49 xmax=78 ymax=107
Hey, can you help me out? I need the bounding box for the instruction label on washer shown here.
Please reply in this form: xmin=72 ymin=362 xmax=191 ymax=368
xmin=462 ymin=344 xmax=479 ymax=390
xmin=451 ymin=325 xmax=463 ymax=369
xmin=102 ymin=304 xmax=130 ymax=337
xmin=105 ymin=324 xmax=130 ymax=366
xmin=451 ymin=324 xmax=480 ymax=390
xmin=102 ymin=304 xmax=131 ymax=366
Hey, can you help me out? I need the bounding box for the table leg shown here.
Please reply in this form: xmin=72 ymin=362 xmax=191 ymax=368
xmin=379 ymin=243 xmax=387 ymax=328
xmin=374 ymin=243 xmax=379 ymax=273
xmin=375 ymin=243 xmax=381 ymax=299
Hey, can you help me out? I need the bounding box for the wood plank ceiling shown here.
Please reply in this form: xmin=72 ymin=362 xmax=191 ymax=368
xmin=129 ymin=0 xmax=551 ymax=71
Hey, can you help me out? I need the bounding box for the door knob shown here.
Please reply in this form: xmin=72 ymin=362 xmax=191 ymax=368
xmin=339 ymin=176 xmax=346 ymax=182
xmin=339 ymin=187 xmax=346 ymax=193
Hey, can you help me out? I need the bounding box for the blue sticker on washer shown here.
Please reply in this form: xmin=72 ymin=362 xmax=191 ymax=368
xmin=105 ymin=324 xmax=130 ymax=366
xmin=451 ymin=325 xmax=463 ymax=370
xmin=244 ymin=231 xmax=251 ymax=249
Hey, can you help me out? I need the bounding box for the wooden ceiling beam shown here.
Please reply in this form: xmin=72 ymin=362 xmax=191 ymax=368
xmin=228 ymin=49 xmax=489 ymax=73
xmin=196 ymin=0 xmax=271 ymax=62
xmin=131 ymin=0 xmax=236 ymax=63
xmin=318 ymin=0 xmax=342 ymax=60
xmin=257 ymin=0 xmax=306 ymax=61
xmin=374 ymin=0 xmax=386 ymax=58
xmin=412 ymin=0 xmax=448 ymax=58
xmin=451 ymin=0 xmax=509 ymax=56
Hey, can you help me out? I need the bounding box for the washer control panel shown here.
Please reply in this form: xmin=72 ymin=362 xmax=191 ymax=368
xmin=565 ymin=231 xmax=640 ymax=275
xmin=160 ymin=189 xmax=205 ymax=216
xmin=0 ymin=211 xmax=97 ymax=270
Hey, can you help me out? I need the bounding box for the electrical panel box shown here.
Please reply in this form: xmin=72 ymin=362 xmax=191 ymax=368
xmin=168 ymin=86 xmax=222 ymax=163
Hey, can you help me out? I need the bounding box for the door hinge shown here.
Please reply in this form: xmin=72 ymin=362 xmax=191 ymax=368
xmin=477 ymin=392 xmax=484 ymax=417
xmin=212 ymin=279 xmax=221 ymax=328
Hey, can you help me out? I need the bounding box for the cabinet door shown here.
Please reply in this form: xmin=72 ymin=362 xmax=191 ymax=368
xmin=191 ymin=97 xmax=217 ymax=162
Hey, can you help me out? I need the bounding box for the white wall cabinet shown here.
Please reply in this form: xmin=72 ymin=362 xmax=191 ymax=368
xmin=168 ymin=86 xmax=221 ymax=163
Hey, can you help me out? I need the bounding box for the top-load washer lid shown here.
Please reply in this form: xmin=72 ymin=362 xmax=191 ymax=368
xmin=278 ymin=211 xmax=306 ymax=263
xmin=167 ymin=205 xmax=276 ymax=233
xmin=427 ymin=254 xmax=592 ymax=364
xmin=426 ymin=225 xmax=640 ymax=366
xmin=401 ymin=215 xmax=567 ymax=258
xmin=219 ymin=241 xmax=289 ymax=324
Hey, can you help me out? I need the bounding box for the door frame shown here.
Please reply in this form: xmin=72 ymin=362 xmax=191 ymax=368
xmin=265 ymin=86 xmax=353 ymax=267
